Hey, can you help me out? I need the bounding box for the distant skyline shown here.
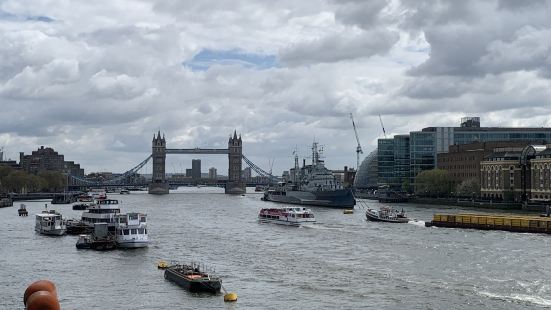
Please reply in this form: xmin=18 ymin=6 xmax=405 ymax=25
xmin=1 ymin=1 xmax=551 ymax=174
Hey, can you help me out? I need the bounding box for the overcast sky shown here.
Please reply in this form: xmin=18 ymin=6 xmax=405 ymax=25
xmin=1 ymin=0 xmax=551 ymax=175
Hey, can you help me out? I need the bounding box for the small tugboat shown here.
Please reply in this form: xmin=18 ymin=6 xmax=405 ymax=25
xmin=35 ymin=207 xmax=67 ymax=236
xmin=75 ymin=223 xmax=116 ymax=250
xmin=258 ymin=207 xmax=316 ymax=226
xmin=365 ymin=206 xmax=409 ymax=223
xmin=164 ymin=263 xmax=222 ymax=293
xmin=18 ymin=204 xmax=28 ymax=216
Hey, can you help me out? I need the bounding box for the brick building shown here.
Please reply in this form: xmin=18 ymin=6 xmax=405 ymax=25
xmin=437 ymin=141 xmax=532 ymax=183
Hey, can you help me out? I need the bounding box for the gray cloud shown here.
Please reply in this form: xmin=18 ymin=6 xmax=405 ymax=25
xmin=279 ymin=28 xmax=399 ymax=66
xmin=1 ymin=0 xmax=551 ymax=174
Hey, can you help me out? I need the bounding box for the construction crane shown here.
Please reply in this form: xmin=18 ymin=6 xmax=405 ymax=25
xmin=349 ymin=113 xmax=363 ymax=169
xmin=379 ymin=114 xmax=387 ymax=138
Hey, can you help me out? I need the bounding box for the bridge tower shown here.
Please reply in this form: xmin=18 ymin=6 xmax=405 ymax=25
xmin=225 ymin=130 xmax=246 ymax=194
xmin=148 ymin=131 xmax=169 ymax=194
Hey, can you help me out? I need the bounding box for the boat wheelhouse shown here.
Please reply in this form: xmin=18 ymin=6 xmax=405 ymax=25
xmin=258 ymin=207 xmax=316 ymax=226
xmin=115 ymin=212 xmax=149 ymax=248
xmin=35 ymin=210 xmax=66 ymax=236
xmin=81 ymin=199 xmax=120 ymax=231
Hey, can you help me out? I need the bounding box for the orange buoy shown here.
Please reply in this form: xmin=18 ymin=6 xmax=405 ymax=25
xmin=24 ymin=280 xmax=57 ymax=306
xmin=25 ymin=291 xmax=60 ymax=310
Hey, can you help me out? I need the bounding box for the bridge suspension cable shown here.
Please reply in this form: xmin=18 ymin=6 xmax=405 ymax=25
xmin=242 ymin=155 xmax=280 ymax=183
xmin=68 ymin=155 xmax=152 ymax=186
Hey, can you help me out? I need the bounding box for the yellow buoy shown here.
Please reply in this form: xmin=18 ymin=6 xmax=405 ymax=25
xmin=343 ymin=209 xmax=354 ymax=214
xmin=224 ymin=292 xmax=238 ymax=302
xmin=157 ymin=260 xmax=169 ymax=269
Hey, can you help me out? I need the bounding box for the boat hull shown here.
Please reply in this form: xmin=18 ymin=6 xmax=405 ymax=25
xmin=116 ymin=240 xmax=149 ymax=248
xmin=264 ymin=189 xmax=355 ymax=208
xmin=258 ymin=218 xmax=315 ymax=226
xmin=164 ymin=268 xmax=221 ymax=293
xmin=36 ymin=228 xmax=67 ymax=236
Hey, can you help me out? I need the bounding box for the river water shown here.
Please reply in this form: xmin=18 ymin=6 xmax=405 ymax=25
xmin=1 ymin=187 xmax=551 ymax=309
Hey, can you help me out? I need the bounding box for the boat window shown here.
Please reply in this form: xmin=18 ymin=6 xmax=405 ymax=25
xmin=131 ymin=229 xmax=137 ymax=235
xmin=123 ymin=229 xmax=130 ymax=235
xmin=140 ymin=217 xmax=146 ymax=222
xmin=138 ymin=228 xmax=144 ymax=234
xmin=144 ymin=229 xmax=147 ymax=234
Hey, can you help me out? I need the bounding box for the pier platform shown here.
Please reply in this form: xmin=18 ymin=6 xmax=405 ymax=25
xmin=425 ymin=213 xmax=551 ymax=234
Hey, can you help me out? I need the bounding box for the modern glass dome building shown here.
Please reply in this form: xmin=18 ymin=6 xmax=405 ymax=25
xmin=353 ymin=150 xmax=378 ymax=189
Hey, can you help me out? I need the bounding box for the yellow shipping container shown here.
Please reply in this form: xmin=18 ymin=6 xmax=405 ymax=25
xmin=495 ymin=218 xmax=504 ymax=226
xmin=441 ymin=215 xmax=448 ymax=222
xmin=433 ymin=214 xmax=441 ymax=222
xmin=511 ymin=219 xmax=521 ymax=227
xmin=479 ymin=217 xmax=487 ymax=225
xmin=521 ymin=220 xmax=530 ymax=228
xmin=471 ymin=217 xmax=479 ymax=225
xmin=487 ymin=218 xmax=495 ymax=225
xmin=503 ymin=218 xmax=511 ymax=226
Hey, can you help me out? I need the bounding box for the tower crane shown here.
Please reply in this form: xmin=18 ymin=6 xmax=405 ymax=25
xmin=379 ymin=114 xmax=387 ymax=138
xmin=349 ymin=113 xmax=363 ymax=169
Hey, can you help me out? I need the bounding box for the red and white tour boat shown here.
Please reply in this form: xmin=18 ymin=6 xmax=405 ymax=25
xmin=258 ymin=207 xmax=316 ymax=226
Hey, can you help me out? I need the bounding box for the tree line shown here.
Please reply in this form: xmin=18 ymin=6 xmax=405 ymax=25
xmin=0 ymin=166 xmax=67 ymax=193
xmin=414 ymin=169 xmax=480 ymax=198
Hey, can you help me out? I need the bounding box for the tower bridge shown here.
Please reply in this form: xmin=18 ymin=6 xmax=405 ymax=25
xmin=67 ymin=131 xmax=279 ymax=192
xmin=149 ymin=130 xmax=245 ymax=194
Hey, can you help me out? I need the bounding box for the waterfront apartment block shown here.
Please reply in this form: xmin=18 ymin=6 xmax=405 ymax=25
xmin=19 ymin=146 xmax=84 ymax=177
xmin=365 ymin=117 xmax=551 ymax=191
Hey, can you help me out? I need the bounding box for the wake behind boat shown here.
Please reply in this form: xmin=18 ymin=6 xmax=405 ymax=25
xmin=365 ymin=206 xmax=409 ymax=223
xmin=258 ymin=207 xmax=316 ymax=226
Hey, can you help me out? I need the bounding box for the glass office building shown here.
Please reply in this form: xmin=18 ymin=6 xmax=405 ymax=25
xmin=358 ymin=117 xmax=551 ymax=190
xmin=377 ymin=139 xmax=395 ymax=187
xmin=393 ymin=135 xmax=410 ymax=189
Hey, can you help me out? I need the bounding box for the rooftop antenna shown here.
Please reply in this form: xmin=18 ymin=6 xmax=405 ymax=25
xmin=350 ymin=113 xmax=364 ymax=169
xmin=378 ymin=114 xmax=387 ymax=139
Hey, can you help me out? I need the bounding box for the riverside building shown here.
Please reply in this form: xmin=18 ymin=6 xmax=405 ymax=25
xmin=359 ymin=117 xmax=551 ymax=191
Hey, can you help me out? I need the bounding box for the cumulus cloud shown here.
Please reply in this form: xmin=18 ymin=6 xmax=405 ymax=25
xmin=279 ymin=28 xmax=399 ymax=66
xmin=0 ymin=0 xmax=550 ymax=174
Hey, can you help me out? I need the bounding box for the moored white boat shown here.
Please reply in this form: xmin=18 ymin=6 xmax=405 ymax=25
xmin=80 ymin=199 xmax=121 ymax=232
xmin=258 ymin=207 xmax=316 ymax=226
xmin=35 ymin=209 xmax=67 ymax=236
xmin=115 ymin=212 xmax=148 ymax=248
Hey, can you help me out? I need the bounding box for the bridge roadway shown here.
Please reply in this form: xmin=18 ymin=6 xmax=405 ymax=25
xmin=165 ymin=148 xmax=229 ymax=155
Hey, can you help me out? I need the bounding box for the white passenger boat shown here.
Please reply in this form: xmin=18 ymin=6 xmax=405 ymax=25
xmin=258 ymin=207 xmax=316 ymax=226
xmin=35 ymin=209 xmax=66 ymax=236
xmin=81 ymin=199 xmax=121 ymax=232
xmin=115 ymin=212 xmax=149 ymax=248
xmin=88 ymin=189 xmax=107 ymax=200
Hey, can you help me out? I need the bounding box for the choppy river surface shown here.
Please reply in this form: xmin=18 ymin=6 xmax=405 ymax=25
xmin=1 ymin=187 xmax=551 ymax=309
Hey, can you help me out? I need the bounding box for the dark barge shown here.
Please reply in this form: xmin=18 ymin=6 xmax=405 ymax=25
xmin=164 ymin=264 xmax=222 ymax=293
